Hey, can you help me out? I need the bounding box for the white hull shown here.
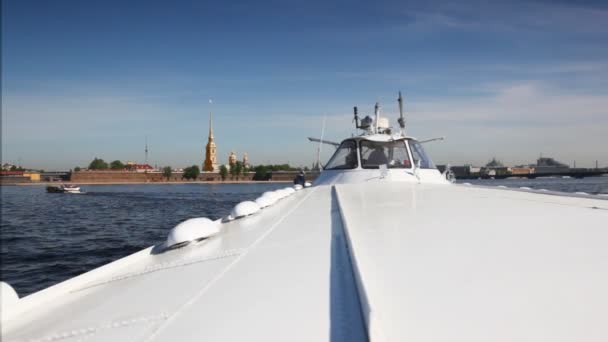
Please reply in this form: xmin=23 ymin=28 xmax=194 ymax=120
xmin=63 ymin=188 xmax=81 ymax=193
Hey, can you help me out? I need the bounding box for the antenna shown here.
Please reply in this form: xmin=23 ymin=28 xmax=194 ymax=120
xmin=397 ymin=91 xmax=405 ymax=133
xmin=316 ymin=116 xmax=327 ymax=170
xmin=374 ymin=102 xmax=380 ymax=134
xmin=354 ymin=106 xmax=373 ymax=131
xmin=419 ymin=137 xmax=445 ymax=144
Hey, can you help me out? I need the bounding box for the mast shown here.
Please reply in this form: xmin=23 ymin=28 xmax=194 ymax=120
xmin=316 ymin=116 xmax=327 ymax=171
xmin=145 ymin=136 xmax=149 ymax=165
xmin=374 ymin=102 xmax=380 ymax=134
xmin=397 ymin=91 xmax=405 ymax=134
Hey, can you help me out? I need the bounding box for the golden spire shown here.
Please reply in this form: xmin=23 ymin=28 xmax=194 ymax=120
xmin=203 ymin=99 xmax=218 ymax=172
xmin=208 ymin=111 xmax=214 ymax=141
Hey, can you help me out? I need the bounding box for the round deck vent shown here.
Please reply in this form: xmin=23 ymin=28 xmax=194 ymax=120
xmin=255 ymin=192 xmax=278 ymax=208
xmin=230 ymin=201 xmax=261 ymax=219
xmin=273 ymin=189 xmax=289 ymax=199
xmin=166 ymin=218 xmax=220 ymax=248
xmin=0 ymin=282 xmax=19 ymax=312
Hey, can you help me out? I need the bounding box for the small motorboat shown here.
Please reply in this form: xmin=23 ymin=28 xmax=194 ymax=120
xmin=46 ymin=184 xmax=82 ymax=193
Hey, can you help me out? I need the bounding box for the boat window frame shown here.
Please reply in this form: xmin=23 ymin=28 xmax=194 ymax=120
xmin=407 ymin=139 xmax=437 ymax=169
xmin=358 ymin=139 xmax=413 ymax=170
xmin=323 ymin=139 xmax=360 ymax=170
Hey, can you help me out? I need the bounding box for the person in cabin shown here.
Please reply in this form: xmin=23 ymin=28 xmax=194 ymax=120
xmin=345 ymin=148 xmax=358 ymax=169
xmin=367 ymin=146 xmax=388 ymax=166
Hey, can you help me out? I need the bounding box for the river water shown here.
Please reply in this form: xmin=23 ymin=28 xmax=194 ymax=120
xmin=458 ymin=176 xmax=608 ymax=194
xmin=1 ymin=178 xmax=607 ymax=296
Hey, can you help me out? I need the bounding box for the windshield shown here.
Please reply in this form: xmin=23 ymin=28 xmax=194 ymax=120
xmin=359 ymin=140 xmax=411 ymax=169
xmin=324 ymin=140 xmax=358 ymax=170
xmin=408 ymin=140 xmax=436 ymax=169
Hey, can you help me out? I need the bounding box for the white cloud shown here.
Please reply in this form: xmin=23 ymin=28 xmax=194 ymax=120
xmin=398 ymin=1 xmax=608 ymax=34
xmin=410 ymin=81 xmax=608 ymax=124
xmin=405 ymin=82 xmax=608 ymax=167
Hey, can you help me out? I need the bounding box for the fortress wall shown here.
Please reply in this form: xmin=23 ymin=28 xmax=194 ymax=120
xmin=70 ymin=171 xmax=240 ymax=182
xmin=71 ymin=171 xmax=158 ymax=182
xmin=70 ymin=171 xmax=319 ymax=183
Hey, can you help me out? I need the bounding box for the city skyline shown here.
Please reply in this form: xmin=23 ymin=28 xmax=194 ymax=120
xmin=2 ymin=0 xmax=607 ymax=170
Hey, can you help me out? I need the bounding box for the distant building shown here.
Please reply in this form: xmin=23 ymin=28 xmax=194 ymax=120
xmin=203 ymin=111 xmax=219 ymax=172
xmin=133 ymin=164 xmax=154 ymax=172
xmin=511 ymin=167 xmax=534 ymax=175
xmin=122 ymin=161 xmax=154 ymax=172
xmin=228 ymin=151 xmax=237 ymax=165
xmin=242 ymin=153 xmax=250 ymax=168
xmin=1 ymin=171 xmax=23 ymax=176
xmin=0 ymin=170 xmax=40 ymax=182
xmin=24 ymin=171 xmax=41 ymax=181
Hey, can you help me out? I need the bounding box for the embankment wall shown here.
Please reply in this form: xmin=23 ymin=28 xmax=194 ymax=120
xmin=69 ymin=171 xmax=319 ymax=183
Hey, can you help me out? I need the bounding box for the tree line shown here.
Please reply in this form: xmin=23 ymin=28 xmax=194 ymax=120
xmin=85 ymin=158 xmax=131 ymax=171
xmin=251 ymin=164 xmax=310 ymax=181
xmin=168 ymin=161 xmax=249 ymax=181
xmin=79 ymin=158 xmax=308 ymax=182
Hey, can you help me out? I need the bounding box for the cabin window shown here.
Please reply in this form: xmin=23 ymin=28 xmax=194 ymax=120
xmin=408 ymin=141 xmax=436 ymax=169
xmin=359 ymin=140 xmax=411 ymax=169
xmin=324 ymin=140 xmax=358 ymax=170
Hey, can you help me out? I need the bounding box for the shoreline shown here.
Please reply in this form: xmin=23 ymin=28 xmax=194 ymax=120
xmin=8 ymin=180 xmax=293 ymax=186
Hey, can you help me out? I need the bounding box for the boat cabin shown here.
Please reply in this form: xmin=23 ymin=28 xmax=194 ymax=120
xmin=325 ymin=136 xmax=434 ymax=170
xmin=315 ymin=135 xmax=448 ymax=185
xmin=312 ymin=95 xmax=451 ymax=185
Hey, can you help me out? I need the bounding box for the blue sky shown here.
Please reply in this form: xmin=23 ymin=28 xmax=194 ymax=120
xmin=2 ymin=0 xmax=607 ymax=170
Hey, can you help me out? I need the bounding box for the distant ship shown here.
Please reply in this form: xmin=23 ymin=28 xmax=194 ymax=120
xmin=534 ymin=156 xmax=570 ymax=173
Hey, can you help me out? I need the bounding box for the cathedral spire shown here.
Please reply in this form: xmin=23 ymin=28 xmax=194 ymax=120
xmin=203 ymin=100 xmax=219 ymax=172
xmin=208 ymin=111 xmax=214 ymax=140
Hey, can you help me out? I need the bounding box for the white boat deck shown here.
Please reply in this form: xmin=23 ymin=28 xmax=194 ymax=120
xmin=2 ymin=182 xmax=607 ymax=341
xmin=336 ymin=182 xmax=608 ymax=342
